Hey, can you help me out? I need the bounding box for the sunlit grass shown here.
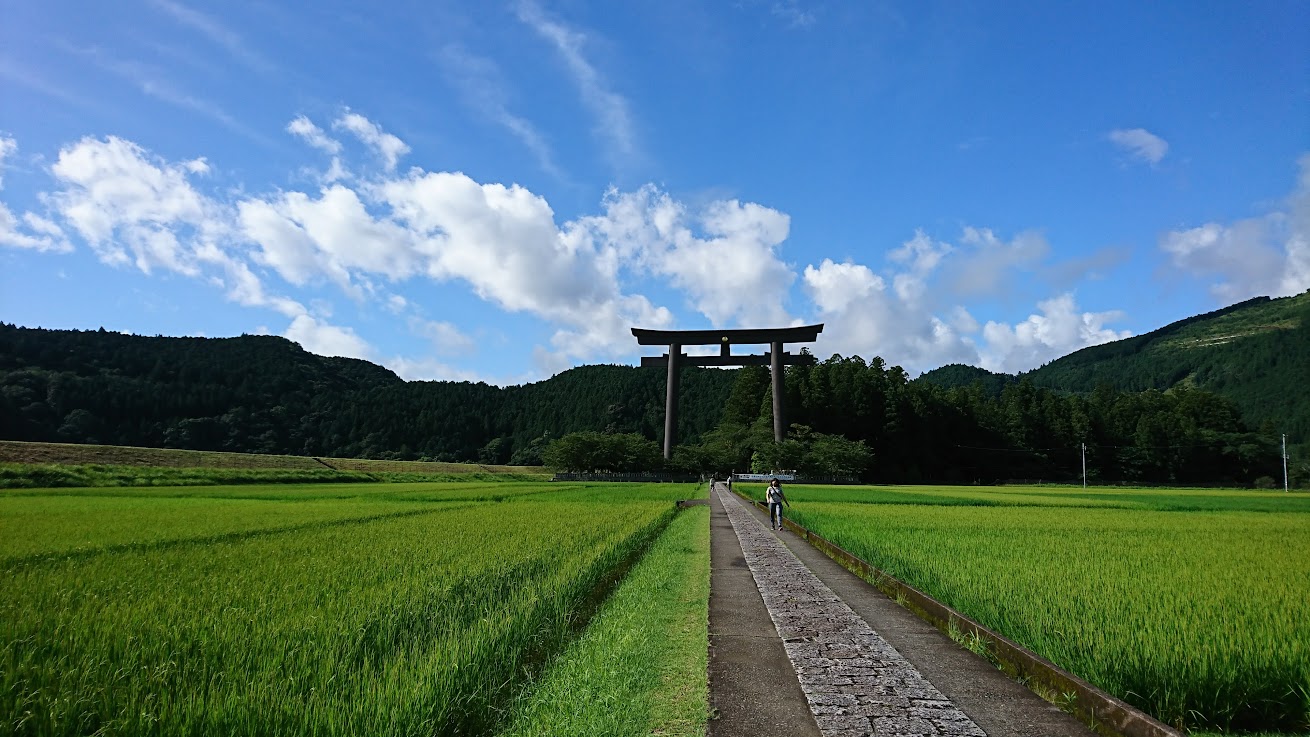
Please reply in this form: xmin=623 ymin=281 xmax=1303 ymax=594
xmin=497 ymin=506 xmax=709 ymax=737
xmin=766 ymin=484 xmax=1310 ymax=733
xmin=1 ymin=484 xmax=687 ymax=736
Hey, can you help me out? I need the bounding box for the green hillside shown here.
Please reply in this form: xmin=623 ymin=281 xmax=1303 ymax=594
xmin=0 ymin=324 xmax=736 ymax=464
xmin=920 ymin=291 xmax=1310 ymax=442
xmin=3 ymin=296 xmax=1303 ymax=484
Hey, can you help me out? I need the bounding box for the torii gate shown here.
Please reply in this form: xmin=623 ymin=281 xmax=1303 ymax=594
xmin=631 ymin=324 xmax=824 ymax=458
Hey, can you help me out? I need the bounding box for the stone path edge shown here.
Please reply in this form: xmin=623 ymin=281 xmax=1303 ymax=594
xmin=732 ymin=491 xmax=1183 ymax=737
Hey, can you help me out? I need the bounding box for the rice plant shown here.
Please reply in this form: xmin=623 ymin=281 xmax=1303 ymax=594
xmin=1 ymin=484 xmax=696 ymax=736
xmin=778 ymin=484 xmax=1310 ymax=733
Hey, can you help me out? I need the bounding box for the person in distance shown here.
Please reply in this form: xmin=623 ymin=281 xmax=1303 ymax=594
xmin=766 ymin=478 xmax=789 ymax=531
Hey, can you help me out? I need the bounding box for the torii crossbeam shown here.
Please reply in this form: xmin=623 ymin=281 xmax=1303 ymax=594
xmin=632 ymin=324 xmax=824 ymax=458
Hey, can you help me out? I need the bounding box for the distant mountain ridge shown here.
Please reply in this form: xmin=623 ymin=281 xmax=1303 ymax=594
xmin=918 ymin=291 xmax=1310 ymax=441
xmin=0 ymin=324 xmax=736 ymax=463
xmin=1 ymin=303 xmax=1300 ymax=483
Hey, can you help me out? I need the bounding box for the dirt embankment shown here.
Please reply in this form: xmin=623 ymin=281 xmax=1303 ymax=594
xmin=0 ymin=440 xmax=539 ymax=475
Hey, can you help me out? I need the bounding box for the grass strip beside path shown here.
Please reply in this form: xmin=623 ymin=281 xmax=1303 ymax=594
xmin=497 ymin=506 xmax=710 ymax=737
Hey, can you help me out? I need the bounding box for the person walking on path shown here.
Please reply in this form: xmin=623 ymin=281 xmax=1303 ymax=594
xmin=766 ymin=478 xmax=790 ymax=531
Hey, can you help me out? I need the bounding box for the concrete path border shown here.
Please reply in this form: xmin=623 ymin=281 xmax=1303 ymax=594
xmin=708 ymin=486 xmax=822 ymax=736
xmin=718 ymin=484 xmax=988 ymax=736
xmin=733 ymin=489 xmax=1183 ymax=737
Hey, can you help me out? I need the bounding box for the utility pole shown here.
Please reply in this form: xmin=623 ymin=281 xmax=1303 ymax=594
xmin=1082 ymin=442 xmax=1087 ymax=489
xmin=1284 ymin=433 xmax=1290 ymax=493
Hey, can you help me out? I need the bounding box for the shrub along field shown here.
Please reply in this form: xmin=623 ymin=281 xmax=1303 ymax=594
xmin=1 ymin=481 xmax=709 ymax=736
xmin=748 ymin=483 xmax=1310 ymax=734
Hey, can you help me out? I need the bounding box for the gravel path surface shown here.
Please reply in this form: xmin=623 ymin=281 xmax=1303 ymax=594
xmin=716 ymin=484 xmax=988 ymax=737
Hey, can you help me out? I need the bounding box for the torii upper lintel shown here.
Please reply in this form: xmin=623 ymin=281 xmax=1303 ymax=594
xmin=631 ymin=324 xmax=824 ymax=459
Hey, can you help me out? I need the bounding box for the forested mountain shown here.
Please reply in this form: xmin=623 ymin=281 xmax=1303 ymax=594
xmin=3 ymin=289 xmax=1305 ymax=486
xmin=682 ymin=353 xmax=1297 ymax=486
xmin=0 ymin=324 xmax=735 ymax=464
xmin=918 ymin=291 xmax=1310 ymax=443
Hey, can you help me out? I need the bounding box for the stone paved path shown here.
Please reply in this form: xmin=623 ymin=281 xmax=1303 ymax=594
xmin=716 ymin=484 xmax=987 ymax=737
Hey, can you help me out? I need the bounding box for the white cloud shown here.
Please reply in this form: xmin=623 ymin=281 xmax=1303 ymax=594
xmin=0 ymin=136 xmax=17 ymax=189
xmin=802 ymin=259 xmax=882 ymax=314
xmin=801 ymin=225 xmax=1132 ymax=374
xmin=239 ymin=184 xmax=419 ymax=297
xmin=191 ymin=241 xmax=304 ymax=318
xmin=0 ymin=204 xmax=73 ymax=252
xmin=378 ymin=170 xmax=678 ymax=370
xmin=949 ymin=227 xmax=1049 ymax=297
xmin=0 ymin=137 xmax=70 ymax=252
xmin=516 ymin=0 xmax=638 ymax=166
xmin=27 ymin=123 xmax=701 ymax=375
xmin=382 ymin=171 xmax=613 ymax=312
xmin=538 ymin=293 xmax=673 ymax=374
xmin=1109 ymin=128 xmax=1169 ymax=165
xmin=577 ymin=186 xmax=796 ymax=327
xmin=411 ymin=318 xmax=475 ymax=356
xmin=237 ymin=197 xmax=328 ymax=286
xmin=49 ymin=136 xmax=220 ymax=274
xmin=803 ymin=257 xmax=980 ymax=370
xmin=284 ymin=314 xmax=375 ymax=360
xmin=887 ymin=229 xmax=951 ymax=303
xmin=19 ymin=118 xmax=1141 ymax=382
xmin=333 ymin=112 xmax=408 ymax=171
xmin=661 ymin=199 xmax=794 ymax=327
xmin=979 ymin=294 xmax=1130 ymax=373
xmin=287 ymin=115 xmax=342 ymax=155
xmin=388 ymin=356 xmax=491 ymax=383
xmin=1160 ymin=153 xmax=1310 ymax=302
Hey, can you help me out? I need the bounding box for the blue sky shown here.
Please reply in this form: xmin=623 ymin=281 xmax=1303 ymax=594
xmin=1 ymin=1 xmax=1307 ymax=384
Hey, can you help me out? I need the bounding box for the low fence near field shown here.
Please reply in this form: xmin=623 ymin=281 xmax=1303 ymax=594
xmin=551 ymin=472 xmax=700 ymax=483
xmin=730 ymin=473 xmax=861 ymax=485
xmin=549 ymin=473 xmax=864 ymax=484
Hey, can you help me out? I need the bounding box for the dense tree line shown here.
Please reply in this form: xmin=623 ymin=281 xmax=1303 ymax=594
xmin=0 ymin=324 xmax=734 ymax=464
xmin=2 ymin=308 xmax=1303 ymax=486
xmin=547 ymin=351 xmax=1296 ymax=486
xmin=670 ymin=356 xmax=1298 ymax=486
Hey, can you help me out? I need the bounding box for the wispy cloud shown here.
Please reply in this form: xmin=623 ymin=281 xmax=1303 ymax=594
xmin=439 ymin=45 xmax=566 ymax=180
xmin=1108 ymin=127 xmax=1169 ymax=166
xmin=0 ymin=57 xmax=101 ymax=111
xmin=148 ymin=0 xmax=276 ymax=75
xmin=772 ymin=1 xmax=817 ymax=28
xmin=64 ymin=44 xmax=273 ymax=147
xmin=515 ymin=0 xmax=639 ymax=168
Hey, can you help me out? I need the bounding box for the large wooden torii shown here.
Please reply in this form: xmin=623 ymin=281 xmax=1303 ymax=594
xmin=631 ymin=324 xmax=824 ymax=458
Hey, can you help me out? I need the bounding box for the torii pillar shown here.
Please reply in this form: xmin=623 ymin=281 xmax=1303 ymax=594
xmin=632 ymin=324 xmax=824 ymax=458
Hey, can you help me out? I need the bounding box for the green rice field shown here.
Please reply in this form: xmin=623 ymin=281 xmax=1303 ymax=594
xmin=746 ymin=483 xmax=1310 ymax=734
xmin=1 ymin=481 xmax=710 ymax=736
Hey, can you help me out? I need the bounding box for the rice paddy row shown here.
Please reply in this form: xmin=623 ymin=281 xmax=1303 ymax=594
xmin=1 ymin=482 xmax=709 ymax=736
xmin=753 ymin=483 xmax=1310 ymax=734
